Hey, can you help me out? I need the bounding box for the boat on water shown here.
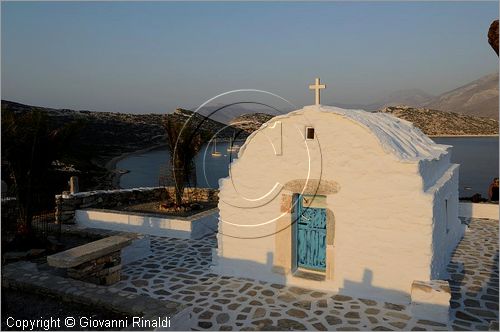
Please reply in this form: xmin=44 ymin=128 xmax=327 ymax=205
xmin=212 ymin=138 xmax=222 ymax=157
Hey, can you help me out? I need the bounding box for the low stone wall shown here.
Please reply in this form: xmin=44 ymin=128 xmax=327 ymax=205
xmin=459 ymin=202 xmax=499 ymax=220
xmin=55 ymin=187 xmax=218 ymax=224
xmin=76 ymin=208 xmax=219 ymax=239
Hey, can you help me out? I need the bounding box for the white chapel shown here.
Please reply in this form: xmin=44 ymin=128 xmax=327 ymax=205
xmin=212 ymin=79 xmax=465 ymax=304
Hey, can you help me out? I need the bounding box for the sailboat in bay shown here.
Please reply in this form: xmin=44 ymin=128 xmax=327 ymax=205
xmin=211 ymin=138 xmax=222 ymax=157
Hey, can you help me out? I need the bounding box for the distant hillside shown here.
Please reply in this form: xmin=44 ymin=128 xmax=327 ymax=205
xmin=336 ymin=89 xmax=435 ymax=111
xmin=229 ymin=113 xmax=274 ymax=134
xmin=2 ymin=100 xmax=239 ymax=158
xmin=231 ymin=106 xmax=499 ymax=137
xmin=371 ymin=89 xmax=435 ymax=109
xmin=1 ymin=100 xmax=241 ymax=189
xmin=378 ymin=105 xmax=499 ymax=136
xmin=423 ymin=72 xmax=499 ymax=120
xmin=169 ymin=108 xmax=245 ymax=139
xmin=196 ymin=103 xmax=286 ymax=124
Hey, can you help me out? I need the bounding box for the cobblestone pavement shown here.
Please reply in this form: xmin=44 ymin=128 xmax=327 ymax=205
xmin=114 ymin=218 xmax=498 ymax=331
xmin=448 ymin=218 xmax=498 ymax=331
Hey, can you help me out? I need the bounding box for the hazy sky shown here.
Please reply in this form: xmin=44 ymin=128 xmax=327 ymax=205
xmin=2 ymin=1 xmax=498 ymax=114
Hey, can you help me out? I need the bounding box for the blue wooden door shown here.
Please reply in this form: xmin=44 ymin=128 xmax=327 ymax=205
xmin=296 ymin=194 xmax=327 ymax=271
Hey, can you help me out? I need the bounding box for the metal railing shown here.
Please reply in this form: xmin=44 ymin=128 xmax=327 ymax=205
xmin=1 ymin=197 xmax=60 ymax=239
xmin=32 ymin=210 xmax=61 ymax=239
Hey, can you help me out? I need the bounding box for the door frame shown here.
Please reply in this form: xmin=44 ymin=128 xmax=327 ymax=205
xmin=293 ymin=193 xmax=328 ymax=272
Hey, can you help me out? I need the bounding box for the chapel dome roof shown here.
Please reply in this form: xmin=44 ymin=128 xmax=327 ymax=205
xmin=276 ymin=105 xmax=450 ymax=162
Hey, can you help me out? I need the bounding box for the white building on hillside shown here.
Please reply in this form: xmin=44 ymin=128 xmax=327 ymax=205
xmin=212 ymin=100 xmax=465 ymax=304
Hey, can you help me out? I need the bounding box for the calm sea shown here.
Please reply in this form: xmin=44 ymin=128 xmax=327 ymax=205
xmin=117 ymin=137 xmax=499 ymax=198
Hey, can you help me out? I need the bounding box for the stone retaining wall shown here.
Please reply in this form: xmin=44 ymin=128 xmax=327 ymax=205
xmin=56 ymin=187 xmax=218 ymax=224
xmin=67 ymin=250 xmax=122 ymax=285
xmin=2 ymin=261 xmax=183 ymax=328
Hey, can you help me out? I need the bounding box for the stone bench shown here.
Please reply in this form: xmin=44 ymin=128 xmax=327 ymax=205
xmin=47 ymin=235 xmax=132 ymax=285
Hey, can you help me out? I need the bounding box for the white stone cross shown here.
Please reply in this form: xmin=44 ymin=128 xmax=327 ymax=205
xmin=309 ymin=78 xmax=326 ymax=106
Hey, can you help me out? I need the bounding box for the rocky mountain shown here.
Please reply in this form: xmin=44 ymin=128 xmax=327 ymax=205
xmin=378 ymin=105 xmax=499 ymax=136
xmin=422 ymin=72 xmax=499 ymax=120
xmin=338 ymin=72 xmax=499 ymax=120
xmin=229 ymin=113 xmax=274 ymax=134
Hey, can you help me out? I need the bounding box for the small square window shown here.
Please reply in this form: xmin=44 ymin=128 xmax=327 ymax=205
xmin=306 ymin=127 xmax=315 ymax=140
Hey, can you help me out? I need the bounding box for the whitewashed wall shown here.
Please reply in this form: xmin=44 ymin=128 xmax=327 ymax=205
xmin=427 ymin=163 xmax=464 ymax=280
xmin=214 ymin=106 xmax=460 ymax=303
xmin=76 ymin=208 xmax=219 ymax=240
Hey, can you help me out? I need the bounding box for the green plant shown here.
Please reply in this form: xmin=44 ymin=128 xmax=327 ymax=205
xmin=163 ymin=114 xmax=208 ymax=207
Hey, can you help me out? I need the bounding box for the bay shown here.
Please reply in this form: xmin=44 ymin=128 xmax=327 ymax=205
xmin=117 ymin=141 xmax=239 ymax=190
xmin=433 ymin=136 xmax=498 ymax=198
xmin=117 ymin=137 xmax=499 ymax=198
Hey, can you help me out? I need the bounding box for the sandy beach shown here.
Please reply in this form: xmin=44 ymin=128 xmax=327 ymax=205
xmin=105 ymin=144 xmax=167 ymax=189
